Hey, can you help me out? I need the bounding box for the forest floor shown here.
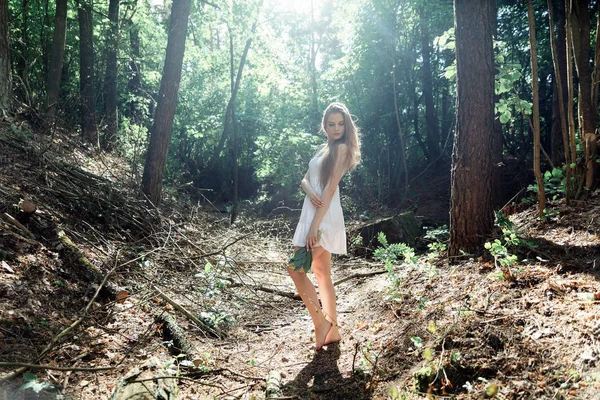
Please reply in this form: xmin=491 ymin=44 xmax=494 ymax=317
xmin=1 ymin=119 xmax=600 ymax=400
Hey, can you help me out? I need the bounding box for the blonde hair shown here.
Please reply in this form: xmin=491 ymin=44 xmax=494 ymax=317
xmin=318 ymin=102 xmax=361 ymax=188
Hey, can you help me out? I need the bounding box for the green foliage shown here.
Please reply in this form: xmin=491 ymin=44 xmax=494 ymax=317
xmin=527 ymin=166 xmax=567 ymax=200
xmin=19 ymin=373 xmax=55 ymax=394
xmin=288 ymin=247 xmax=313 ymax=273
xmin=374 ymin=232 xmax=417 ymax=272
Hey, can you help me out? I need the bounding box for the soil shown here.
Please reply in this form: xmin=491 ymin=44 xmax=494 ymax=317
xmin=1 ymin=120 xmax=600 ymax=400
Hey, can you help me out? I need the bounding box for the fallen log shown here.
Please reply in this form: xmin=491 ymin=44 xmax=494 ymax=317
xmin=155 ymin=312 xmax=197 ymax=359
xmin=109 ymin=357 xmax=178 ymax=400
xmin=348 ymin=211 xmax=422 ymax=255
xmin=265 ymin=370 xmax=283 ymax=398
xmin=55 ymin=229 xmax=121 ymax=298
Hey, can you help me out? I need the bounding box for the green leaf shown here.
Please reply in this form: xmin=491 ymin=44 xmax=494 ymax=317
xmin=204 ymin=262 xmax=212 ymax=274
xmin=289 ymin=248 xmax=313 ymax=273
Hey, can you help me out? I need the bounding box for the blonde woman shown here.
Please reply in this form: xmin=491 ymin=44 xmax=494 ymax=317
xmin=288 ymin=102 xmax=361 ymax=350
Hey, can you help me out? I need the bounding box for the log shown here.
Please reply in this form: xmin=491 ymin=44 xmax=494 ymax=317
xmin=109 ymin=357 xmax=178 ymax=400
xmin=155 ymin=313 xmax=197 ymax=358
xmin=348 ymin=211 xmax=422 ymax=255
xmin=55 ymin=229 xmax=121 ymax=298
xmin=265 ymin=370 xmax=283 ymax=398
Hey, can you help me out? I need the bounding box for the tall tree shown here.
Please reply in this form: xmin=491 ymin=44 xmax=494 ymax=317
xmin=206 ymin=0 xmax=263 ymax=171
xmin=142 ymin=0 xmax=192 ymax=205
xmin=0 ymin=0 xmax=11 ymax=113
xmin=45 ymin=0 xmax=67 ymax=121
xmin=449 ymin=0 xmax=496 ymax=258
xmin=570 ymin=0 xmax=597 ymax=188
xmin=101 ymin=0 xmax=120 ymax=150
xmin=528 ymin=0 xmax=546 ymax=218
xmin=419 ymin=5 xmax=440 ymax=163
xmin=78 ymin=0 xmax=97 ymax=143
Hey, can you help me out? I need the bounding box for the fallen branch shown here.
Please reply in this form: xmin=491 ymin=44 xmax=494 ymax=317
xmin=0 ymin=362 xmax=114 ymax=372
xmin=0 ymin=212 xmax=34 ymax=239
xmin=151 ymin=283 xmax=223 ymax=338
xmin=333 ymin=270 xmax=387 ymax=287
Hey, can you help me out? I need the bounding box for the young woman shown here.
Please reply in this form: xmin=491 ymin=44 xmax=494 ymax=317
xmin=288 ymin=102 xmax=361 ymax=350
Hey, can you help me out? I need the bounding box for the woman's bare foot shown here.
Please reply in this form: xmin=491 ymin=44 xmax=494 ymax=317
xmin=323 ymin=324 xmax=341 ymax=345
xmin=315 ymin=319 xmax=333 ymax=350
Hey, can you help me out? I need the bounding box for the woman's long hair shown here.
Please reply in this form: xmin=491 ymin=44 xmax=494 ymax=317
xmin=318 ymin=102 xmax=361 ymax=189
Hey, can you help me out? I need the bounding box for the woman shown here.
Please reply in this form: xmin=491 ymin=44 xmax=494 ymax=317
xmin=288 ymin=102 xmax=361 ymax=350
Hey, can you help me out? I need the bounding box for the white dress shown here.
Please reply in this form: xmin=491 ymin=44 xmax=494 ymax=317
xmin=292 ymin=155 xmax=347 ymax=254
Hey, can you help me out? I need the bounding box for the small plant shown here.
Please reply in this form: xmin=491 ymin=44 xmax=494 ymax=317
xmin=373 ymin=232 xmax=417 ymax=270
xmin=19 ymin=373 xmax=56 ymax=395
xmin=527 ymin=166 xmax=567 ymax=200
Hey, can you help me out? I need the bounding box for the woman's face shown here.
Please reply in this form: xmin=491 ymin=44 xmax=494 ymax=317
xmin=324 ymin=112 xmax=345 ymax=143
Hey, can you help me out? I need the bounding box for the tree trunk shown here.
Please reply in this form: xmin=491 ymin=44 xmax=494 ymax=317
xmin=17 ymin=0 xmax=28 ymax=80
xmin=570 ymin=0 xmax=595 ymax=133
xmin=419 ymin=6 xmax=440 ymax=163
xmin=528 ymin=0 xmax=546 ymax=218
xmin=126 ymin=15 xmax=142 ymax=122
xmin=101 ymin=0 xmax=120 ymax=150
xmin=45 ymin=0 xmax=67 ymax=120
xmin=206 ymin=0 xmax=263 ymax=171
xmin=142 ymin=0 xmax=191 ymax=205
xmin=0 ymin=0 xmax=11 ymax=113
xmin=78 ymin=0 xmax=97 ymax=143
xmin=449 ymin=0 xmax=495 ymax=258
xmin=548 ymin=0 xmax=572 ymax=198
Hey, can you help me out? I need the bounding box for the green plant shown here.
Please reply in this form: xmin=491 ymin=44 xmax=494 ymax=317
xmin=527 ymin=166 xmax=567 ymax=200
xmin=373 ymin=232 xmax=417 ymax=270
xmin=19 ymin=373 xmax=56 ymax=395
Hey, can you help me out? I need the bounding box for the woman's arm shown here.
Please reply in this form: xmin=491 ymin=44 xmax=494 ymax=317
xmin=305 ymin=144 xmax=348 ymax=250
xmin=301 ymin=170 xmax=324 ymax=208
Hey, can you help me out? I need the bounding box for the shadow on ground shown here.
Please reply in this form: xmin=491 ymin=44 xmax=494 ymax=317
xmin=282 ymin=343 xmax=374 ymax=400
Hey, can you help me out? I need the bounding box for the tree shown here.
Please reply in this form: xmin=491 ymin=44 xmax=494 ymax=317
xmin=142 ymin=0 xmax=192 ymax=205
xmin=419 ymin=5 xmax=440 ymax=163
xmin=78 ymin=0 xmax=97 ymax=143
xmin=449 ymin=0 xmax=496 ymax=258
xmin=45 ymin=0 xmax=67 ymax=121
xmin=527 ymin=0 xmax=546 ymax=218
xmin=0 ymin=0 xmax=11 ymax=113
xmin=101 ymin=0 xmax=120 ymax=150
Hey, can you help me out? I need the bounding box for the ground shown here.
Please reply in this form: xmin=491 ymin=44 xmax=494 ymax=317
xmin=1 ymin=120 xmax=600 ymax=399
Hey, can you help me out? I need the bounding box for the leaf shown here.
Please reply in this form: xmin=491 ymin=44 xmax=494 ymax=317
xmin=204 ymin=262 xmax=212 ymax=274
xmin=423 ymin=347 xmax=433 ymax=361
xmin=289 ymin=248 xmax=313 ymax=273
xmin=115 ymin=290 xmax=128 ymax=304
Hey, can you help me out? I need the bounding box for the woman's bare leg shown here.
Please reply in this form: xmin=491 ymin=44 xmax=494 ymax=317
xmin=312 ymin=248 xmax=341 ymax=344
xmin=287 ymin=246 xmax=332 ymax=349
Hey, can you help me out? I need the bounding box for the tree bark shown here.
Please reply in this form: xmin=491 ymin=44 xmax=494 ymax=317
xmin=548 ymin=0 xmax=572 ymax=199
xmin=142 ymin=0 xmax=191 ymax=205
xmin=528 ymin=0 xmax=546 ymax=218
xmin=549 ymin=0 xmax=569 ymax=166
xmin=45 ymin=0 xmax=67 ymax=120
xmin=570 ymin=0 xmax=595 ymax=134
xmin=78 ymin=0 xmax=98 ymax=143
xmin=419 ymin=6 xmax=440 ymax=163
xmin=101 ymin=0 xmax=120 ymax=150
xmin=449 ymin=0 xmax=495 ymax=258
xmin=0 ymin=0 xmax=12 ymax=113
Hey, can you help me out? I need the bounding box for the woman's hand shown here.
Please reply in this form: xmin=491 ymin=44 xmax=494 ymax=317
xmin=305 ymin=227 xmax=319 ymax=251
xmin=309 ymin=191 xmax=324 ymax=208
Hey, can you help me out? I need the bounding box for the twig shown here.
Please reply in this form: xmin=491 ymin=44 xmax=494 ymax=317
xmin=0 ymin=363 xmax=114 ymax=372
xmin=333 ymin=270 xmax=387 ymax=287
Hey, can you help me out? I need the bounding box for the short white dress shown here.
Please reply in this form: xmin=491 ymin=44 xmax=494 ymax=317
xmin=292 ymin=154 xmax=347 ymax=254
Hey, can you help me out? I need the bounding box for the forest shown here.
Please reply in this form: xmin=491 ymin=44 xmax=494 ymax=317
xmin=1 ymin=0 xmax=600 ymax=398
